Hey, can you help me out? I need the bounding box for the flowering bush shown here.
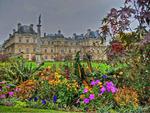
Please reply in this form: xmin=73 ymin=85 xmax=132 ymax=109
xmin=15 ymin=80 xmax=38 ymax=100
xmin=114 ymin=86 xmax=139 ymax=108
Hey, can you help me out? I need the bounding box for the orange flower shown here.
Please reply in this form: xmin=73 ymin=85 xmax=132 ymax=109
xmin=80 ymin=94 xmax=85 ymax=99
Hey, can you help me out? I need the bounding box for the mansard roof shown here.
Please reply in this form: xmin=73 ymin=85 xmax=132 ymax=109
xmin=45 ymin=29 xmax=101 ymax=41
xmin=17 ymin=24 xmax=37 ymax=34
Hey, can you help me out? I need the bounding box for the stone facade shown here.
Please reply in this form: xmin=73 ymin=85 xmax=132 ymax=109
xmin=2 ymin=20 xmax=107 ymax=61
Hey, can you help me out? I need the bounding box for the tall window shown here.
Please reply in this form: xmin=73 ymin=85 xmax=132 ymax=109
xmin=51 ymin=49 xmax=53 ymax=53
xmin=19 ymin=37 xmax=21 ymax=43
xmin=45 ymin=49 xmax=47 ymax=53
xmin=61 ymin=49 xmax=64 ymax=53
xmin=33 ymin=48 xmax=36 ymax=52
xmin=33 ymin=39 xmax=36 ymax=43
xmin=19 ymin=48 xmax=22 ymax=52
xmin=48 ymin=41 xmax=50 ymax=45
xmin=26 ymin=39 xmax=29 ymax=43
xmin=26 ymin=48 xmax=29 ymax=53
xmin=45 ymin=56 xmax=48 ymax=60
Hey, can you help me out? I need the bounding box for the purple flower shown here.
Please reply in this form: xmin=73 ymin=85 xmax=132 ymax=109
xmin=99 ymin=86 xmax=106 ymax=95
xmin=8 ymin=91 xmax=14 ymax=97
xmin=83 ymin=98 xmax=90 ymax=104
xmin=111 ymin=86 xmax=118 ymax=93
xmin=0 ymin=86 xmax=2 ymax=91
xmin=28 ymin=98 xmax=32 ymax=101
xmin=53 ymin=95 xmax=57 ymax=103
xmin=0 ymin=94 xmax=6 ymax=99
xmin=84 ymin=107 xmax=89 ymax=111
xmin=90 ymin=80 xmax=96 ymax=86
xmin=102 ymin=75 xmax=108 ymax=79
xmin=95 ymin=80 xmax=100 ymax=85
xmin=83 ymin=88 xmax=88 ymax=93
xmin=34 ymin=97 xmax=38 ymax=102
xmin=105 ymin=81 xmax=117 ymax=93
xmin=42 ymin=100 xmax=46 ymax=105
xmin=89 ymin=94 xmax=95 ymax=100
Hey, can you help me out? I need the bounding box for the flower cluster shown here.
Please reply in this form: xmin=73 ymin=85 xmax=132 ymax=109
xmin=100 ymin=81 xmax=118 ymax=95
xmin=0 ymin=81 xmax=15 ymax=99
xmin=28 ymin=95 xmax=57 ymax=105
xmin=79 ymin=79 xmax=117 ymax=104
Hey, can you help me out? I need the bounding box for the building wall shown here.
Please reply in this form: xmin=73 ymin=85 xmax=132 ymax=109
xmin=3 ymin=33 xmax=107 ymax=61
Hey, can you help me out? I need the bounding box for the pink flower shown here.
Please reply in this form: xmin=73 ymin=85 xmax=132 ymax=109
xmin=89 ymin=94 xmax=95 ymax=100
xmin=83 ymin=98 xmax=90 ymax=104
xmin=0 ymin=81 xmax=6 ymax=84
xmin=76 ymin=99 xmax=80 ymax=104
xmin=0 ymin=94 xmax=6 ymax=99
xmin=83 ymin=88 xmax=88 ymax=93
xmin=15 ymin=88 xmax=20 ymax=92
xmin=6 ymin=86 xmax=10 ymax=89
xmin=8 ymin=91 xmax=14 ymax=97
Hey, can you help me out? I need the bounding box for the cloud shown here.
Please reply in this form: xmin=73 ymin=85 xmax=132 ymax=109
xmin=0 ymin=0 xmax=123 ymax=44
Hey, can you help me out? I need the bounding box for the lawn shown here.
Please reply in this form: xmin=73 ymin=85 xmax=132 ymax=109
xmin=26 ymin=61 xmax=101 ymax=69
xmin=0 ymin=106 xmax=78 ymax=113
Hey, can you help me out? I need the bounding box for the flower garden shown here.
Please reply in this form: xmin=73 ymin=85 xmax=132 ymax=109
xmin=0 ymin=0 xmax=150 ymax=113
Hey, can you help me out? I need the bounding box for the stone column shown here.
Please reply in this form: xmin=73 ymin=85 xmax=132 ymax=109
xmin=35 ymin=15 xmax=42 ymax=65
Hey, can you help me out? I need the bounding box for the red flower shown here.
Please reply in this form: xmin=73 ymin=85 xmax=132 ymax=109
xmin=111 ymin=41 xmax=124 ymax=53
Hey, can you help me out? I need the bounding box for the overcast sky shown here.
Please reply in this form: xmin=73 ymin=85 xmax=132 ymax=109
xmin=0 ymin=0 xmax=123 ymax=44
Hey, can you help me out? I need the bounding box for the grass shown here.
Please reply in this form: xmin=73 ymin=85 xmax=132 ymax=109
xmin=0 ymin=105 xmax=78 ymax=113
xmin=26 ymin=61 xmax=101 ymax=69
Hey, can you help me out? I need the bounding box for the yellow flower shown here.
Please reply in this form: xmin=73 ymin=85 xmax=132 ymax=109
xmin=80 ymin=95 xmax=85 ymax=99
xmin=119 ymin=72 xmax=123 ymax=75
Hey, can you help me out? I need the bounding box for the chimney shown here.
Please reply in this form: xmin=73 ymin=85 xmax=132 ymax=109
xmin=9 ymin=34 xmax=12 ymax=37
xmin=58 ymin=30 xmax=61 ymax=34
xmin=18 ymin=23 xmax=21 ymax=30
xmin=30 ymin=24 xmax=33 ymax=29
xmin=73 ymin=33 xmax=76 ymax=36
xmin=44 ymin=33 xmax=46 ymax=37
xmin=13 ymin=29 xmax=16 ymax=34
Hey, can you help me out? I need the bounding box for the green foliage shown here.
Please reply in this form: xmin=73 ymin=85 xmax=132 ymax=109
xmin=35 ymin=80 xmax=54 ymax=100
xmin=14 ymin=101 xmax=27 ymax=108
xmin=98 ymin=63 xmax=111 ymax=75
xmin=0 ymin=57 xmax=43 ymax=84
xmin=0 ymin=105 xmax=72 ymax=113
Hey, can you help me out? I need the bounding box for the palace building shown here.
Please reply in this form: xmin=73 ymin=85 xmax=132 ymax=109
xmin=1 ymin=17 xmax=107 ymax=61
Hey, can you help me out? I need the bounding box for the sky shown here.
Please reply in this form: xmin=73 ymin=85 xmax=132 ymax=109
xmin=0 ymin=0 xmax=123 ymax=44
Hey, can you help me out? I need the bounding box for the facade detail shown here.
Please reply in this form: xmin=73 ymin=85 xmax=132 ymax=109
xmin=1 ymin=17 xmax=107 ymax=61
